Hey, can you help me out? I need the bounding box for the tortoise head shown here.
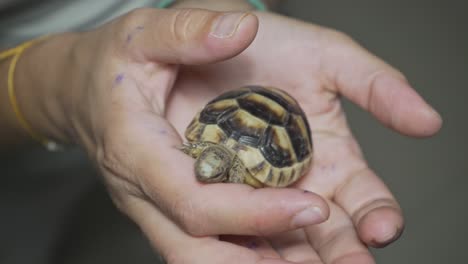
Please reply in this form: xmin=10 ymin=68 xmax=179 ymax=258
xmin=194 ymin=145 xmax=233 ymax=183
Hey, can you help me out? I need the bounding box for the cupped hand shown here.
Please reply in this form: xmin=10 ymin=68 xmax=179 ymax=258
xmin=161 ymin=11 xmax=442 ymax=263
xmin=70 ymin=8 xmax=441 ymax=264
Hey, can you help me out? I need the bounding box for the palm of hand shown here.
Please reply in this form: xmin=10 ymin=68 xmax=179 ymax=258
xmin=162 ymin=13 xmax=401 ymax=263
xmin=106 ymin=11 xmax=439 ymax=264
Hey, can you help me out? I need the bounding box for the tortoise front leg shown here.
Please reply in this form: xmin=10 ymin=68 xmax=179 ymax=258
xmin=178 ymin=141 xmax=212 ymax=158
xmin=229 ymin=156 xmax=263 ymax=188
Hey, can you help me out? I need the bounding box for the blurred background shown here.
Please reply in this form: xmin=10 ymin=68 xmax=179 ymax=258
xmin=1 ymin=1 xmax=465 ymax=263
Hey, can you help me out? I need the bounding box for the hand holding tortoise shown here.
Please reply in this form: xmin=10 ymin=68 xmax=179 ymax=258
xmin=1 ymin=5 xmax=441 ymax=264
xmin=124 ymin=10 xmax=441 ymax=263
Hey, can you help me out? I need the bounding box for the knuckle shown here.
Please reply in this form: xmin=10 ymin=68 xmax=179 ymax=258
xmin=250 ymin=214 xmax=269 ymax=236
xmin=115 ymin=8 xmax=151 ymax=46
xmin=169 ymin=9 xmax=195 ymax=43
xmin=247 ymin=197 xmax=287 ymax=236
xmin=325 ymin=28 xmax=355 ymax=43
xmin=166 ymin=8 xmax=216 ymax=43
xmin=120 ymin=8 xmax=150 ymax=31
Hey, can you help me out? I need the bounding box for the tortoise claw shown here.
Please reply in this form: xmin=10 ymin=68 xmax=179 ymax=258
xmin=177 ymin=142 xmax=200 ymax=158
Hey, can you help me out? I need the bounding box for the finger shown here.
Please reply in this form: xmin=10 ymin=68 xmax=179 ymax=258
xmin=334 ymin=165 xmax=404 ymax=248
xmin=101 ymin=110 xmax=329 ymax=237
xmin=118 ymin=8 xmax=258 ymax=64
xmin=322 ymin=30 xmax=442 ymax=137
xmin=269 ymin=229 xmax=322 ymax=264
xmin=120 ymin=194 xmax=295 ymax=264
xmin=300 ymin=130 xmax=404 ymax=247
xmin=305 ymin=203 xmax=375 ymax=264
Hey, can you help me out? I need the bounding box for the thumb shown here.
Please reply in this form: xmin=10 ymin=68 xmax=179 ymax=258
xmin=120 ymin=8 xmax=258 ymax=64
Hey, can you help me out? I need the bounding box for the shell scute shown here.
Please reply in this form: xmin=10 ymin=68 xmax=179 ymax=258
xmin=248 ymin=85 xmax=302 ymax=115
xmin=259 ymin=126 xmax=296 ymax=168
xmin=200 ymin=124 xmax=227 ymax=144
xmin=218 ymin=109 xmax=267 ymax=147
xmin=237 ymin=93 xmax=289 ymax=126
xmin=199 ymin=99 xmax=238 ymax=124
xmin=286 ymin=114 xmax=312 ymax=162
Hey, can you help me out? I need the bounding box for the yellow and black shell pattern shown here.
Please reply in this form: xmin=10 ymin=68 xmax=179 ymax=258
xmin=185 ymin=85 xmax=313 ymax=187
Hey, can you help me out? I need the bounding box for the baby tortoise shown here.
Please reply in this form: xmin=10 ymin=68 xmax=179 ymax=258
xmin=180 ymin=85 xmax=313 ymax=188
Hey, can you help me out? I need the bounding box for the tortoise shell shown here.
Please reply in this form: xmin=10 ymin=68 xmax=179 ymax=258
xmin=185 ymin=85 xmax=313 ymax=187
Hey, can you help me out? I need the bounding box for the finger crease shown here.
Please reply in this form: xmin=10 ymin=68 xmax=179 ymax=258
xmin=312 ymin=225 xmax=351 ymax=253
xmin=351 ymin=197 xmax=400 ymax=225
xmin=365 ymin=70 xmax=387 ymax=112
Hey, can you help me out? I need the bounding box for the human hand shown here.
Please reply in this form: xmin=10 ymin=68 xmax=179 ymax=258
xmin=161 ymin=11 xmax=442 ymax=263
xmin=60 ymin=7 xmax=331 ymax=264
xmin=14 ymin=5 xmax=441 ymax=264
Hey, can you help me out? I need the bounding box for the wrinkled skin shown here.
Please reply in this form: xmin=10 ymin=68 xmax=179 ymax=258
xmin=74 ymin=10 xmax=441 ymax=264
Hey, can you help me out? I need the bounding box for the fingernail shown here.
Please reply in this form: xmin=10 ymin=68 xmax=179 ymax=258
xmin=373 ymin=226 xmax=404 ymax=248
xmin=417 ymin=100 xmax=443 ymax=135
xmin=291 ymin=206 xmax=325 ymax=228
xmin=374 ymin=225 xmax=403 ymax=248
xmin=210 ymin=12 xmax=249 ymax=38
xmin=423 ymin=105 xmax=442 ymax=123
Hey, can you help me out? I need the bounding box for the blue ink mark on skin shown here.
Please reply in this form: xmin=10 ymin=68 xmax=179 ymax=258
xmin=113 ymin=73 xmax=125 ymax=88
xmin=319 ymin=164 xmax=337 ymax=176
xmin=158 ymin=129 xmax=167 ymax=135
xmin=126 ymin=26 xmax=145 ymax=44
xmin=246 ymin=241 xmax=258 ymax=249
